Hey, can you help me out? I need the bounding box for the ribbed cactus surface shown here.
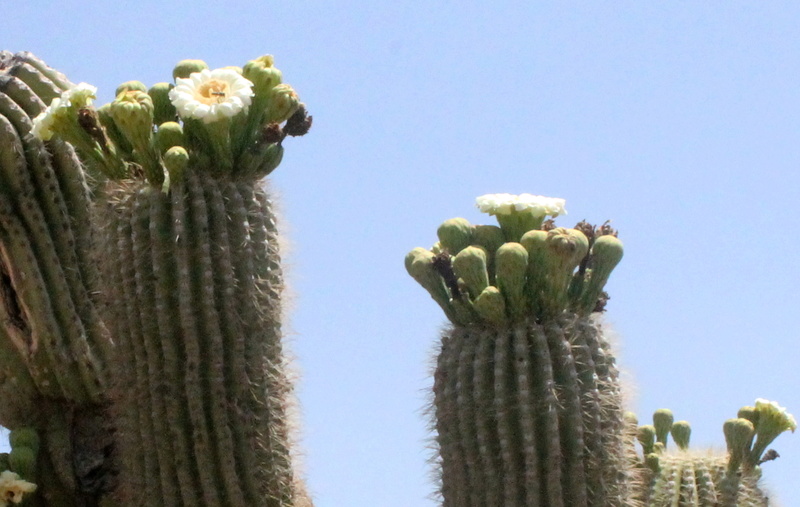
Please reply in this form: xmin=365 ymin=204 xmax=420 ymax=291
xmin=100 ymin=175 xmax=300 ymax=506
xmin=408 ymin=194 xmax=636 ymax=506
xmin=0 ymin=50 xmax=312 ymax=506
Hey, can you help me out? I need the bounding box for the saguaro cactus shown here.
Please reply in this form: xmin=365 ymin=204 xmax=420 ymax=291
xmin=0 ymin=51 xmax=311 ymax=506
xmin=406 ymin=193 xmax=638 ymax=506
xmin=634 ymin=402 xmax=795 ymax=507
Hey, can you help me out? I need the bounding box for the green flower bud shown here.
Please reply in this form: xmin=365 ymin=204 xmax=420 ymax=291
xmin=671 ymin=421 xmax=691 ymax=450
xmin=738 ymin=406 xmax=759 ymax=426
xmin=624 ymin=411 xmax=639 ymax=427
xmin=8 ymin=429 xmax=39 ymax=454
xmin=637 ymin=425 xmax=656 ymax=455
xmin=115 ymin=80 xmax=147 ymax=96
xmin=242 ymin=55 xmax=283 ymax=96
xmin=452 ymin=246 xmax=489 ymax=300
xmin=110 ymin=90 xmax=162 ymax=183
xmin=149 ymin=82 xmax=177 ymax=125
xmin=173 ymin=59 xmax=209 ymax=81
xmin=109 ymin=90 xmax=155 ymax=147
xmin=154 ymin=121 xmax=184 ymax=155
xmin=724 ymin=418 xmax=755 ymax=471
xmin=8 ymin=447 xmax=35 ymax=480
xmin=520 ymin=229 xmax=549 ymax=315
xmin=653 ymin=409 xmax=674 ymax=446
xmin=266 ymin=83 xmax=300 ymax=123
xmin=495 ymin=242 xmax=528 ymax=320
xmin=437 ymin=218 xmax=473 ymax=255
xmin=473 ymin=286 xmax=506 ymax=326
xmin=163 ymin=146 xmax=189 ymax=184
xmin=471 ymin=225 xmax=505 ymax=253
xmin=256 ymin=143 xmax=284 ymax=178
xmin=405 ymin=248 xmax=458 ymax=323
xmin=644 ymin=453 xmax=660 ymax=473
xmin=578 ymin=234 xmax=624 ymax=314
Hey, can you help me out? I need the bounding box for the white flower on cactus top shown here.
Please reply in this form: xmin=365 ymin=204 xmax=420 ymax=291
xmin=0 ymin=470 xmax=36 ymax=506
xmin=30 ymin=82 xmax=97 ymax=140
xmin=169 ymin=68 xmax=254 ymax=123
xmin=755 ymin=398 xmax=797 ymax=432
xmin=476 ymin=193 xmax=567 ymax=218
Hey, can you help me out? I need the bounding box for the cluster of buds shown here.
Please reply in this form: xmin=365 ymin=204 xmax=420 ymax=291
xmin=405 ymin=193 xmax=623 ymax=327
xmin=30 ymin=55 xmax=311 ymax=188
xmin=636 ymin=400 xmax=795 ymax=475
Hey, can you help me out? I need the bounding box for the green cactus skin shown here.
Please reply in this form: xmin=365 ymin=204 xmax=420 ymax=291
xmin=99 ymin=174 xmax=305 ymax=506
xmin=433 ymin=315 xmax=635 ymax=507
xmin=0 ymin=51 xmax=312 ymax=506
xmin=411 ymin=210 xmax=635 ymax=506
xmin=641 ymin=452 xmax=769 ymax=507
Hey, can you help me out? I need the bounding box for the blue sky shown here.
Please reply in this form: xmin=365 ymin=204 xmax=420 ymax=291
xmin=4 ymin=2 xmax=800 ymax=505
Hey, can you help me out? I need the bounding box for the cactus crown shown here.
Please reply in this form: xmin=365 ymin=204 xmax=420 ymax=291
xmin=406 ymin=193 xmax=623 ymax=326
xmin=634 ymin=402 xmax=795 ymax=506
xmin=29 ymin=55 xmax=312 ymax=189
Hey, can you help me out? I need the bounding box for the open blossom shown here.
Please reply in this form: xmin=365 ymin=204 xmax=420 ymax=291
xmin=0 ymin=470 xmax=36 ymax=506
xmin=30 ymin=82 xmax=97 ymax=140
xmin=169 ymin=68 xmax=254 ymax=123
xmin=476 ymin=193 xmax=567 ymax=218
xmin=755 ymin=398 xmax=797 ymax=433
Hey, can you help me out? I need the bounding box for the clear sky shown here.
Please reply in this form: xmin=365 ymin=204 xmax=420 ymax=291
xmin=4 ymin=2 xmax=800 ymax=506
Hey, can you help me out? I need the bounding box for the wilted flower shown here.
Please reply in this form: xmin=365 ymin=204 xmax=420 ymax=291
xmin=0 ymin=470 xmax=36 ymax=505
xmin=169 ymin=68 xmax=254 ymax=123
xmin=476 ymin=193 xmax=567 ymax=218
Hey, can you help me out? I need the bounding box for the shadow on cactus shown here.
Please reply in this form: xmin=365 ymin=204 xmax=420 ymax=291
xmin=0 ymin=51 xmax=311 ymax=506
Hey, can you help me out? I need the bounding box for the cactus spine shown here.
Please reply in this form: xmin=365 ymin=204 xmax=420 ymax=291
xmin=0 ymin=51 xmax=312 ymax=506
xmin=408 ymin=194 xmax=637 ymax=506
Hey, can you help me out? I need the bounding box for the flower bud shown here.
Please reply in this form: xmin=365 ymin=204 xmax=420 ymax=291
xmin=8 ymin=447 xmax=35 ymax=480
xmin=471 ymin=225 xmax=505 ymax=253
xmin=266 ymin=83 xmax=300 ymax=123
xmin=578 ymin=234 xmax=624 ymax=314
xmin=242 ymin=55 xmax=283 ymax=96
xmin=405 ymin=248 xmax=459 ymax=324
xmin=109 ymin=90 xmax=154 ymax=146
xmin=437 ymin=218 xmax=473 ymax=255
xmin=163 ymin=146 xmax=189 ymax=183
xmin=452 ymin=246 xmax=489 ymax=300
xmin=8 ymin=429 xmax=39 ymax=454
xmin=495 ymin=242 xmax=528 ymax=319
xmin=115 ymin=80 xmax=147 ymax=96
xmin=154 ymin=122 xmax=184 ymax=154
xmin=149 ymin=82 xmax=177 ymax=125
xmin=173 ymin=59 xmax=209 ymax=81
xmin=724 ymin=417 xmax=755 ymax=471
xmin=637 ymin=425 xmax=656 ymax=455
xmin=653 ymin=409 xmax=674 ymax=446
xmin=671 ymin=421 xmax=691 ymax=450
xmin=473 ymin=286 xmax=506 ymax=326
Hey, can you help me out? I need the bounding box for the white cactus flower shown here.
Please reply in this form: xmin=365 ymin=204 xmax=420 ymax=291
xmin=476 ymin=193 xmax=567 ymax=218
xmin=30 ymin=82 xmax=97 ymax=140
xmin=169 ymin=68 xmax=254 ymax=123
xmin=755 ymin=398 xmax=797 ymax=432
xmin=0 ymin=470 xmax=36 ymax=505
